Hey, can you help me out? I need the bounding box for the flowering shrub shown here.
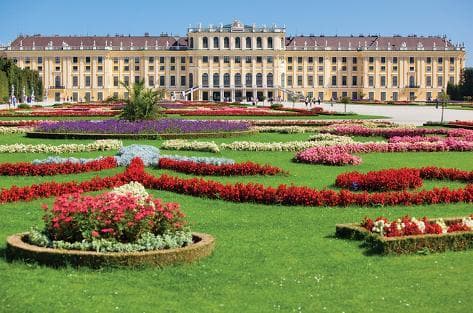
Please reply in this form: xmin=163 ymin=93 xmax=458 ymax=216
xmin=0 ymin=139 xmax=122 ymax=154
xmin=250 ymin=120 xmax=394 ymax=127
xmin=361 ymin=215 xmax=473 ymax=237
xmin=166 ymin=108 xmax=303 ymax=116
xmin=161 ymin=140 xmax=220 ymax=153
xmin=388 ymin=136 xmax=443 ymax=143
xmin=0 ymin=120 xmax=46 ymax=127
xmin=157 ymin=158 xmax=284 ymax=176
xmin=38 ymin=182 xmax=190 ymax=251
xmin=32 ymin=156 xmax=105 ymax=165
xmin=335 ymin=168 xmax=423 ymax=191
xmin=0 ymin=157 xmax=117 ymax=176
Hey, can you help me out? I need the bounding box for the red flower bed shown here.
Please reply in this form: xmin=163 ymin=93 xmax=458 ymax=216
xmin=0 ymin=120 xmax=45 ymax=127
xmin=0 ymin=157 xmax=117 ymax=176
xmin=336 ymin=167 xmax=473 ymax=191
xmin=335 ymin=168 xmax=423 ymax=191
xmin=1 ymin=158 xmax=473 ymax=208
xmin=165 ymin=109 xmax=302 ymax=116
xmin=157 ymin=158 xmax=284 ymax=176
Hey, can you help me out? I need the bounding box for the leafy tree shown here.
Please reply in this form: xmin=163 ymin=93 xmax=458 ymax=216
xmin=120 ymin=80 xmax=165 ymax=121
xmin=447 ymin=68 xmax=473 ymax=101
xmin=438 ymin=89 xmax=449 ymax=123
xmin=0 ymin=58 xmax=43 ymax=102
xmin=287 ymin=93 xmax=298 ymax=108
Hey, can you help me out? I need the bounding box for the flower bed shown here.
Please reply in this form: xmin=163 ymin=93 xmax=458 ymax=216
xmin=335 ymin=215 xmax=473 ymax=255
xmin=0 ymin=157 xmax=117 ymax=176
xmin=0 ymin=139 xmax=122 ymax=154
xmin=161 ymin=140 xmax=220 ymax=153
xmin=0 ymin=126 xmax=34 ymax=134
xmin=295 ymin=139 xmax=473 ymax=165
xmin=335 ymin=167 xmax=473 ymax=191
xmin=157 ymin=158 xmax=285 ymax=176
xmin=0 ymin=120 xmax=46 ymax=127
xmin=320 ymin=125 xmax=447 ymax=138
xmin=5 ymin=181 xmax=214 ymax=267
xmin=35 ymin=119 xmax=250 ymax=134
xmin=1 ymin=158 xmax=473 ymax=208
xmin=249 ymin=120 xmax=394 ymax=127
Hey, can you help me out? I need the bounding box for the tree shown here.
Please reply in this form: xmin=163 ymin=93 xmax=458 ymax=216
xmin=447 ymin=67 xmax=473 ymax=101
xmin=340 ymin=96 xmax=351 ymax=113
xmin=438 ymin=89 xmax=449 ymax=124
xmin=0 ymin=58 xmax=43 ymax=102
xmin=120 ymin=80 xmax=165 ymax=121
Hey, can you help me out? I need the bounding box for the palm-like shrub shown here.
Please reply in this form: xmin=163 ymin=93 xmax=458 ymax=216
xmin=120 ymin=80 xmax=165 ymax=121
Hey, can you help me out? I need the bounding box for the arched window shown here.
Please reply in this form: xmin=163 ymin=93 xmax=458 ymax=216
xmin=235 ymin=37 xmax=241 ymax=49
xmin=281 ymin=73 xmax=285 ymax=88
xmin=224 ymin=73 xmax=230 ymax=87
xmin=267 ymin=37 xmax=273 ymax=49
xmin=189 ymin=73 xmax=194 ymax=88
xmin=245 ymin=73 xmax=252 ymax=87
xmin=246 ymin=37 xmax=252 ymax=49
xmin=224 ymin=37 xmax=230 ymax=49
xmin=213 ymin=73 xmax=220 ymax=87
xmin=189 ymin=37 xmax=194 ymax=49
xmin=202 ymin=73 xmax=209 ymax=87
xmin=203 ymin=37 xmax=208 ymax=49
xmin=409 ymin=76 xmax=415 ymax=87
xmin=267 ymin=73 xmax=273 ymax=87
xmin=213 ymin=37 xmax=219 ymax=49
xmin=55 ymin=75 xmax=61 ymax=88
xmin=235 ymin=73 xmax=242 ymax=87
xmin=256 ymin=73 xmax=263 ymax=87
xmin=256 ymin=37 xmax=262 ymax=49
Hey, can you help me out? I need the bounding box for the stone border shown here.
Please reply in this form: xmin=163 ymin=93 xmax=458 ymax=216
xmin=25 ymin=130 xmax=256 ymax=140
xmin=336 ymin=218 xmax=473 ymax=255
xmin=6 ymin=232 xmax=215 ymax=268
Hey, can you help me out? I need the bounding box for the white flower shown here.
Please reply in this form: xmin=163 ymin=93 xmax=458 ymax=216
xmin=111 ymin=181 xmax=150 ymax=205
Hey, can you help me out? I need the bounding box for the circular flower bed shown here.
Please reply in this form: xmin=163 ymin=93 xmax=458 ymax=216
xmin=5 ymin=181 xmax=214 ymax=268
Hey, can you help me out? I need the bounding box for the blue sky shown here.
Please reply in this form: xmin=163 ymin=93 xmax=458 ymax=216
xmin=1 ymin=0 xmax=471 ymax=65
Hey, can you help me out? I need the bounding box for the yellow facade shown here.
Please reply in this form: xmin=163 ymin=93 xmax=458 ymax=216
xmin=1 ymin=20 xmax=466 ymax=102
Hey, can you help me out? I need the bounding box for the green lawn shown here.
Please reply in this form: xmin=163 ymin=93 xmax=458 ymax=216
xmin=0 ymin=131 xmax=472 ymax=313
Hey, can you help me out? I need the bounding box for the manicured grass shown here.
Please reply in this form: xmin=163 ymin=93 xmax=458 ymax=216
xmin=0 ymin=131 xmax=472 ymax=312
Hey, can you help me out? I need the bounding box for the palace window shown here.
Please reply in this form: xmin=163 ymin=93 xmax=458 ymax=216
xmin=342 ymin=57 xmax=347 ymax=63
xmin=235 ymin=56 xmax=241 ymax=64
xmin=331 ymin=75 xmax=337 ymax=86
xmin=307 ymin=75 xmax=313 ymax=87
xmin=267 ymin=56 xmax=273 ymax=63
xmin=124 ymin=57 xmax=130 ymax=64
xmin=308 ymin=57 xmax=313 ymax=63
xmin=189 ymin=73 xmax=193 ymax=87
xmin=287 ymin=75 xmax=292 ymax=86
xmin=224 ymin=37 xmax=230 ymax=48
xmin=124 ymin=76 xmax=130 ymax=86
xmin=159 ymin=76 xmax=165 ymax=86
xmin=392 ymin=76 xmax=398 ymax=87
xmin=85 ymin=76 xmax=91 ymax=87
xmin=267 ymin=73 xmax=273 ymax=87
xmin=257 ymin=37 xmax=262 ymax=49
xmin=246 ymin=73 xmax=252 ymax=87
xmin=159 ymin=57 xmax=165 ymax=63
xmin=267 ymin=37 xmax=273 ymax=49
xmin=224 ymin=73 xmax=230 ymax=87
xmin=332 ymin=57 xmax=337 ymax=63
xmin=72 ymin=57 xmax=78 ymax=64
xmin=426 ymin=76 xmax=432 ymax=87
xmin=235 ymin=37 xmax=241 ymax=49
xmin=318 ymin=57 xmax=324 ymax=63
xmin=213 ymin=73 xmax=219 ymax=87
xmin=352 ymin=76 xmax=357 ymax=86
xmin=409 ymin=76 xmax=415 ymax=87
xmin=181 ymin=76 xmax=186 ymax=86
xmin=203 ymin=37 xmax=208 ymax=49
xmin=380 ymin=76 xmax=386 ymax=87
xmin=256 ymin=73 xmax=263 ymax=87
xmin=352 ymin=57 xmax=357 ymax=64
xmin=450 ymin=57 xmax=455 ymax=64
xmin=427 ymin=57 xmax=432 ymax=64
xmin=180 ymin=57 xmax=186 ymax=63
xmin=97 ymin=76 xmax=103 ymax=87
xmin=381 ymin=57 xmax=386 ymax=64
xmin=318 ymin=75 xmax=324 ymax=86
xmin=213 ymin=56 xmax=219 ymax=63
xmin=409 ymin=57 xmax=415 ymax=64
xmin=72 ymin=76 xmax=78 ymax=87
xmin=135 ymin=57 xmax=140 ymax=63
xmin=256 ymin=56 xmax=262 ymax=63
xmin=246 ymin=37 xmax=252 ymax=49
xmin=298 ymin=57 xmax=303 ymax=64
xmin=135 ymin=66 xmax=140 ymax=71
xmin=135 ymin=76 xmax=140 ymax=84
xmin=170 ymin=76 xmax=175 ymax=86
xmin=113 ymin=76 xmax=119 ymax=87
xmin=55 ymin=57 xmax=61 ymax=64
xmin=170 ymin=57 xmax=175 ymax=63
xmin=368 ymin=76 xmax=374 ymax=87
xmin=203 ymin=56 xmax=208 ymax=63
xmin=189 ymin=38 xmax=194 ymax=48
xmin=342 ymin=76 xmax=347 ymax=86
xmin=437 ymin=76 xmax=443 ymax=87
xmin=97 ymin=56 xmax=103 ymax=64
xmin=213 ymin=37 xmax=219 ymax=49
xmin=297 ymin=75 xmax=303 ymax=86
xmin=438 ymin=57 xmax=443 ymax=64
xmin=369 ymin=57 xmax=374 ymax=63
xmin=392 ymin=57 xmax=398 ymax=64
xmin=245 ymin=56 xmax=252 ymax=64
xmin=224 ymin=56 xmax=230 ymax=64
xmin=235 ymin=73 xmax=242 ymax=87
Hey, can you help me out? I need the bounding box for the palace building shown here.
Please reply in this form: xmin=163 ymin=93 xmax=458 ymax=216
xmin=0 ymin=20 xmax=467 ymax=103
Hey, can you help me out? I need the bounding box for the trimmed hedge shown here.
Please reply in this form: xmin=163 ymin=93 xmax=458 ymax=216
xmin=6 ymin=232 xmax=215 ymax=268
xmin=25 ymin=130 xmax=257 ymax=140
xmin=335 ymin=218 xmax=473 ymax=255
